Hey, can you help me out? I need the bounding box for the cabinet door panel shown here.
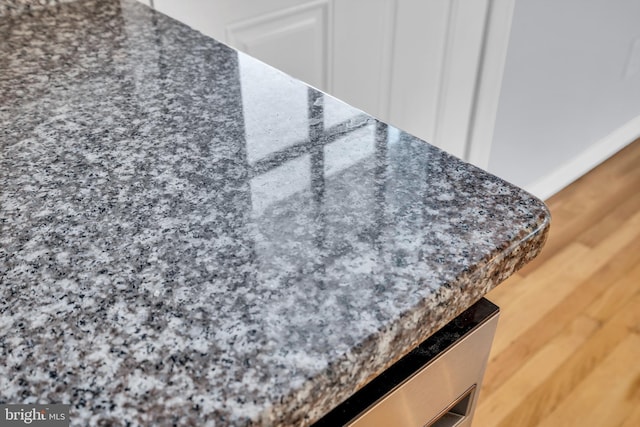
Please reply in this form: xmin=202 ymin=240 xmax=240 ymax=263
xmin=226 ymin=1 xmax=330 ymax=90
xmin=387 ymin=0 xmax=451 ymax=144
xmin=153 ymin=0 xmax=317 ymax=42
xmin=331 ymin=0 xmax=392 ymax=120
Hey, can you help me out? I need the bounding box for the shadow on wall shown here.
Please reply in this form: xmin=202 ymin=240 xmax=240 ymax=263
xmin=488 ymin=0 xmax=640 ymax=198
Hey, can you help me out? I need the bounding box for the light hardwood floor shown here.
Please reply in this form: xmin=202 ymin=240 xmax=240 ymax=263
xmin=474 ymin=138 xmax=640 ymax=427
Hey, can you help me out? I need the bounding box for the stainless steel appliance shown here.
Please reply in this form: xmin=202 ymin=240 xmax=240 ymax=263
xmin=314 ymin=298 xmax=499 ymax=427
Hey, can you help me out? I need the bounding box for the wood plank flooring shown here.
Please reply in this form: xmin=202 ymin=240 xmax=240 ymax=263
xmin=474 ymin=138 xmax=640 ymax=427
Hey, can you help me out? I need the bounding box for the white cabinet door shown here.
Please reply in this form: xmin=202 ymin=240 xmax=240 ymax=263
xmin=149 ymin=0 xmax=512 ymax=164
xmin=225 ymin=1 xmax=331 ymax=90
xmin=391 ymin=0 xmax=514 ymax=165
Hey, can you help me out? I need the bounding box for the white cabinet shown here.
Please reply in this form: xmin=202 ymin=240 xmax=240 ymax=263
xmin=150 ymin=0 xmax=513 ymax=164
xmin=226 ymin=1 xmax=331 ymax=90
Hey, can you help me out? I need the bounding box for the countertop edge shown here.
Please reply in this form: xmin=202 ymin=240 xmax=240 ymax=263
xmin=269 ymin=212 xmax=551 ymax=426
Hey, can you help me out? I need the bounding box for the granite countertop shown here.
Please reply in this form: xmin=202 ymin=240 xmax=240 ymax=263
xmin=0 ymin=1 xmax=550 ymax=425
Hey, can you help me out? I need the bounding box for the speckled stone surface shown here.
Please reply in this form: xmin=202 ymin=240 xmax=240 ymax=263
xmin=0 ymin=0 xmax=75 ymax=16
xmin=0 ymin=0 xmax=550 ymax=425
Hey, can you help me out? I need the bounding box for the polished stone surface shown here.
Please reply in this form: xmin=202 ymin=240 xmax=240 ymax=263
xmin=0 ymin=0 xmax=75 ymax=16
xmin=0 ymin=1 xmax=550 ymax=425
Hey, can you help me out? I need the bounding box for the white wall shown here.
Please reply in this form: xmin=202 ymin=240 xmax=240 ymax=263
xmin=488 ymin=0 xmax=640 ymax=198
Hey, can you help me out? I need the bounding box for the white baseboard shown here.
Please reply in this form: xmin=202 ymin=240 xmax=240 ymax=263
xmin=525 ymin=114 xmax=640 ymax=201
